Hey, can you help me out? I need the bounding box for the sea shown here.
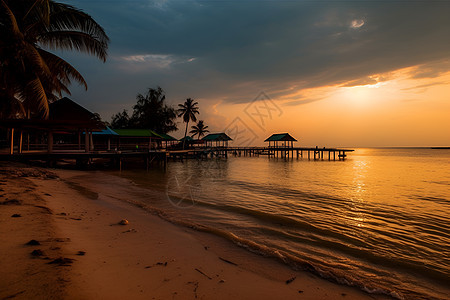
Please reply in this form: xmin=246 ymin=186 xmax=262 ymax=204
xmin=115 ymin=148 xmax=450 ymax=299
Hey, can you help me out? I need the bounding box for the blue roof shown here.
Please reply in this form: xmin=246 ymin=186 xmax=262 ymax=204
xmin=92 ymin=126 xmax=119 ymax=135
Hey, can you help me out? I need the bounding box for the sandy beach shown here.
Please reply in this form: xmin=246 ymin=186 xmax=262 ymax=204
xmin=0 ymin=162 xmax=387 ymax=300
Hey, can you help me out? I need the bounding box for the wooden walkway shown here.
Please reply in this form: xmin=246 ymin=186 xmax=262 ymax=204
xmin=228 ymin=147 xmax=354 ymax=160
xmin=167 ymin=147 xmax=353 ymax=161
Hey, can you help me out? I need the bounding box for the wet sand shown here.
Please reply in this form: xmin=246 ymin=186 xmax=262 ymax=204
xmin=0 ymin=163 xmax=387 ymax=299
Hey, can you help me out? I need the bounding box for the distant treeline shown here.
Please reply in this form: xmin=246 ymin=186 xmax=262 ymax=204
xmin=110 ymin=86 xmax=209 ymax=146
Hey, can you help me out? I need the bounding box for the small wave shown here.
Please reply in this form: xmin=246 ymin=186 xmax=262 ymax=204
xmin=413 ymin=195 xmax=450 ymax=206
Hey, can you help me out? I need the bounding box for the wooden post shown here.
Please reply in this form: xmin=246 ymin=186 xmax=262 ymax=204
xmin=78 ymin=131 xmax=81 ymax=150
xmin=19 ymin=131 xmax=23 ymax=153
xmin=85 ymin=128 xmax=89 ymax=152
xmin=48 ymin=131 xmax=53 ymax=153
xmin=9 ymin=128 xmax=14 ymax=155
xmin=90 ymin=132 xmax=94 ymax=151
xmin=107 ymin=138 xmax=111 ymax=151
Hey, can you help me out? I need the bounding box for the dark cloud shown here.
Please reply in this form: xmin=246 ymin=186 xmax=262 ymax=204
xmin=60 ymin=0 xmax=450 ymax=120
xmin=282 ymin=97 xmax=326 ymax=107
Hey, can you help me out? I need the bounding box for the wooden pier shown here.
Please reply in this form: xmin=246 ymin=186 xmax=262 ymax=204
xmin=226 ymin=146 xmax=353 ymax=161
xmin=167 ymin=146 xmax=353 ymax=161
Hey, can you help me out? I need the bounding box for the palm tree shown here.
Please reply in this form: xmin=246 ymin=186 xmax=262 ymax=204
xmin=130 ymin=87 xmax=177 ymax=133
xmin=0 ymin=0 xmax=109 ymax=119
xmin=189 ymin=120 xmax=209 ymax=140
xmin=177 ymin=98 xmax=199 ymax=149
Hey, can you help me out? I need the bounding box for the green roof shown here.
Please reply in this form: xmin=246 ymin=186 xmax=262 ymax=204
xmin=158 ymin=133 xmax=177 ymax=141
xmin=264 ymin=133 xmax=297 ymax=142
xmin=179 ymin=136 xmax=194 ymax=141
xmin=202 ymin=133 xmax=232 ymax=141
xmin=112 ymin=129 xmax=161 ymax=138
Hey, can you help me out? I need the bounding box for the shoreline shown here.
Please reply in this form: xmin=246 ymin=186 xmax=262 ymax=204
xmin=1 ymin=162 xmax=388 ymax=299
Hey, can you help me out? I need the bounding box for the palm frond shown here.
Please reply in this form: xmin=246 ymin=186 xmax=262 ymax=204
xmin=22 ymin=77 xmax=49 ymax=118
xmin=38 ymin=30 xmax=108 ymax=61
xmin=47 ymin=2 xmax=109 ymax=44
xmin=24 ymin=42 xmax=51 ymax=76
xmin=24 ymin=0 xmax=50 ymax=25
xmin=0 ymin=0 xmax=22 ymax=37
xmin=38 ymin=48 xmax=87 ymax=89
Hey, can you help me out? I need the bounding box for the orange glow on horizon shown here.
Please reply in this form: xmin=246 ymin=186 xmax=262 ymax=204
xmin=203 ymin=64 xmax=450 ymax=147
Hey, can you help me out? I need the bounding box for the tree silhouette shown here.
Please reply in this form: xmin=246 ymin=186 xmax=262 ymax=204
xmin=189 ymin=120 xmax=209 ymax=140
xmin=177 ymin=98 xmax=199 ymax=149
xmin=110 ymin=109 xmax=130 ymax=129
xmin=0 ymin=0 xmax=109 ymax=119
xmin=110 ymin=87 xmax=177 ymax=134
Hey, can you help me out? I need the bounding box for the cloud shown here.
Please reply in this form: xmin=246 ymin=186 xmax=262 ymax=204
xmin=402 ymin=81 xmax=449 ymax=91
xmin=282 ymin=98 xmax=325 ymax=107
xmin=350 ymin=19 xmax=365 ymax=29
xmin=64 ymin=0 xmax=450 ymax=119
xmin=116 ymin=54 xmax=196 ymax=71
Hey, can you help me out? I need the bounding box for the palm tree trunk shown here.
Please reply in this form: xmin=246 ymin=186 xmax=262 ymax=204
xmin=183 ymin=120 xmax=189 ymax=150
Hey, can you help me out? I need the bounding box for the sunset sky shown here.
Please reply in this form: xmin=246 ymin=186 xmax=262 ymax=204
xmin=60 ymin=0 xmax=450 ymax=147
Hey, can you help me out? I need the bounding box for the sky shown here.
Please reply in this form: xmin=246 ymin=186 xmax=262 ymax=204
xmin=58 ymin=0 xmax=450 ymax=147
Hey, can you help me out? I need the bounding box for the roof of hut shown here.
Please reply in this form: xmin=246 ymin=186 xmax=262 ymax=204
xmin=49 ymin=97 xmax=100 ymax=123
xmin=179 ymin=136 xmax=194 ymax=142
xmin=92 ymin=126 xmax=119 ymax=135
xmin=113 ymin=129 xmax=161 ymax=138
xmin=0 ymin=97 xmax=104 ymax=131
xmin=202 ymin=133 xmax=232 ymax=141
xmin=157 ymin=133 xmax=177 ymax=141
xmin=264 ymin=133 xmax=297 ymax=142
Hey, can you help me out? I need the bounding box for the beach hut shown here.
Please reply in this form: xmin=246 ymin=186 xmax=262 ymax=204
xmin=112 ymin=129 xmax=162 ymax=151
xmin=157 ymin=132 xmax=178 ymax=149
xmin=177 ymin=136 xmax=194 ymax=148
xmin=0 ymin=97 xmax=105 ymax=154
xmin=264 ymin=133 xmax=297 ymax=149
xmin=91 ymin=126 xmax=119 ymax=151
xmin=202 ymin=133 xmax=232 ymax=148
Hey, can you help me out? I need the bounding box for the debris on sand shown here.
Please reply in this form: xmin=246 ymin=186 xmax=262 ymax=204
xmin=118 ymin=219 xmax=129 ymax=225
xmin=145 ymin=261 xmax=168 ymax=268
xmin=286 ymin=276 xmax=296 ymax=284
xmin=0 ymin=199 xmax=21 ymax=205
xmin=46 ymin=237 xmax=71 ymax=243
xmin=48 ymin=257 xmax=74 ymax=266
xmin=34 ymin=205 xmax=53 ymax=214
xmin=11 ymin=214 xmax=22 ymax=218
xmin=25 ymin=239 xmax=41 ymax=246
xmin=31 ymin=249 xmax=45 ymax=257
xmin=195 ymin=268 xmax=212 ymax=280
xmin=76 ymin=251 xmax=86 ymax=256
xmin=219 ymin=257 xmax=237 ymax=266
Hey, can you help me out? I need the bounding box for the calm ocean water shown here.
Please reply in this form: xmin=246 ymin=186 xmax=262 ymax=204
xmin=117 ymin=148 xmax=450 ymax=299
